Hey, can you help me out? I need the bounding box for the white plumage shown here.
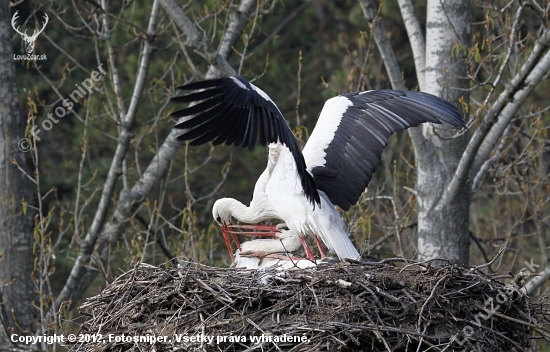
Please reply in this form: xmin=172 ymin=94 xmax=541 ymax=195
xmin=214 ymin=142 xmax=359 ymax=260
xmin=301 ymin=96 xmax=353 ymax=169
xmin=232 ymin=226 xmax=312 ymax=269
xmin=263 ymin=142 xmax=360 ymax=259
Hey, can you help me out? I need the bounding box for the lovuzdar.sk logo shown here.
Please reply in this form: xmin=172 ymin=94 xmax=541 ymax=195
xmin=12 ymin=10 xmax=48 ymax=61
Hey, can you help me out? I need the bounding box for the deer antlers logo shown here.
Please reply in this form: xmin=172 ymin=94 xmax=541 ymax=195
xmin=11 ymin=11 xmax=49 ymax=54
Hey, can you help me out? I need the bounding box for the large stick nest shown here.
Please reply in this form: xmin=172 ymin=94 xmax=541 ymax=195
xmin=70 ymin=259 xmax=549 ymax=351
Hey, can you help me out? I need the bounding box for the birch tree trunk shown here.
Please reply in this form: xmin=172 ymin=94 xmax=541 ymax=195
xmin=363 ymin=0 xmax=550 ymax=267
xmin=416 ymin=0 xmax=471 ymax=264
xmin=0 ymin=1 xmax=37 ymax=335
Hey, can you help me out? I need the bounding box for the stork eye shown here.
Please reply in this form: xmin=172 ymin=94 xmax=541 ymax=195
xmin=216 ymin=216 xmax=221 ymax=223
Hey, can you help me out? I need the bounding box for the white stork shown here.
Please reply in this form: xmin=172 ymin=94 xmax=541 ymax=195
xmin=232 ymin=224 xmax=314 ymax=269
xmin=172 ymin=76 xmax=465 ymax=260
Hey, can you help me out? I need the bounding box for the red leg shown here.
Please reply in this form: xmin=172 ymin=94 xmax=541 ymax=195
xmin=312 ymin=234 xmax=326 ymax=259
xmin=228 ymin=224 xmax=278 ymax=231
xmin=226 ymin=230 xmax=278 ymax=237
xmin=299 ymin=236 xmax=315 ymax=260
xmin=221 ymin=224 xmax=234 ymax=261
xmin=230 ymin=231 xmax=242 ymax=251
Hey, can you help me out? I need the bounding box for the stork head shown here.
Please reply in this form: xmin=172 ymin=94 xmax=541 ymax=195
xmin=212 ymin=198 xmax=233 ymax=226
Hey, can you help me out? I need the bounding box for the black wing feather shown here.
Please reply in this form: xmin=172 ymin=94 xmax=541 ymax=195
xmin=308 ymin=90 xmax=465 ymax=210
xmin=244 ymin=110 xmax=257 ymax=150
xmin=232 ymin=107 xmax=251 ymax=147
xmin=172 ymin=76 xmax=320 ymax=206
xmin=174 ymin=103 xmax=225 ymax=129
xmin=256 ymin=106 xmax=267 ymax=146
xmin=172 ymin=95 xmax=224 ymax=117
xmin=187 ymin=105 xmax=236 ymax=145
xmin=225 ymin=107 xmax=248 ymax=146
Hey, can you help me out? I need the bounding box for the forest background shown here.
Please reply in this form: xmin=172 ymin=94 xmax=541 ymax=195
xmin=0 ymin=0 xmax=549 ymax=350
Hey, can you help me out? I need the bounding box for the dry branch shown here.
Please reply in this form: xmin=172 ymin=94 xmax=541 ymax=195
xmin=69 ymin=260 xmax=549 ymax=352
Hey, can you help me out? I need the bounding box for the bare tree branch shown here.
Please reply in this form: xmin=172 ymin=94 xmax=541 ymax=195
xmin=55 ymin=0 xmax=162 ymax=309
xmin=135 ymin=213 xmax=175 ymax=261
xmin=396 ymin=0 xmax=425 ymax=90
xmin=525 ymin=265 xmax=550 ymax=296
xmin=102 ymin=0 xmax=127 ymax=121
xmin=159 ymin=0 xmax=236 ymax=77
xmin=358 ymin=0 xmax=426 ymax=160
xmin=159 ymin=0 xmax=212 ymax=54
xmin=56 ymin=0 xmax=257 ymax=310
xmin=471 ymin=125 xmax=513 ymax=191
xmin=471 ymin=39 xmax=550 ymax=176
xmin=218 ymin=0 xmax=257 ymax=59
xmin=443 ymin=28 xmax=550 ymax=204
xmin=358 ymin=0 xmax=405 ymax=91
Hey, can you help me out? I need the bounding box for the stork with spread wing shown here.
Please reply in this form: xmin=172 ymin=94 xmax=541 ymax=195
xmin=172 ymin=76 xmax=465 ymax=260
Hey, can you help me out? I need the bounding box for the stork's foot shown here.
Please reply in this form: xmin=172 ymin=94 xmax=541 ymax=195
xmin=299 ymin=236 xmax=315 ymax=261
xmin=312 ymin=233 xmax=326 ymax=259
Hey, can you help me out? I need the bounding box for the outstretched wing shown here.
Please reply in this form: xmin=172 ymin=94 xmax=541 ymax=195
xmin=302 ymin=90 xmax=465 ymax=210
xmin=172 ymin=76 xmax=320 ymax=206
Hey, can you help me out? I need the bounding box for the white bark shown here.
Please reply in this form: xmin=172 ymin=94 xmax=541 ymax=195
xmin=525 ymin=266 xmax=550 ymax=296
xmin=358 ymin=0 xmax=405 ymax=91
xmin=471 ymin=125 xmax=512 ymax=191
xmin=358 ymin=0 xmax=425 ymax=152
xmin=359 ymin=0 xmax=471 ymax=264
xmin=416 ymin=0 xmax=471 ymax=263
xmin=102 ymin=0 xmax=127 ymax=121
xmin=218 ymin=0 xmax=257 ymax=59
xmin=396 ymin=0 xmax=425 ymax=90
xmin=470 ymin=40 xmax=550 ymax=178
xmin=444 ymin=26 xmax=550 ymax=201
xmin=159 ymin=0 xmax=236 ymax=77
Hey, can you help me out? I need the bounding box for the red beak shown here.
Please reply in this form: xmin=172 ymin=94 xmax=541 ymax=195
xmin=220 ymin=223 xmax=234 ymax=261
